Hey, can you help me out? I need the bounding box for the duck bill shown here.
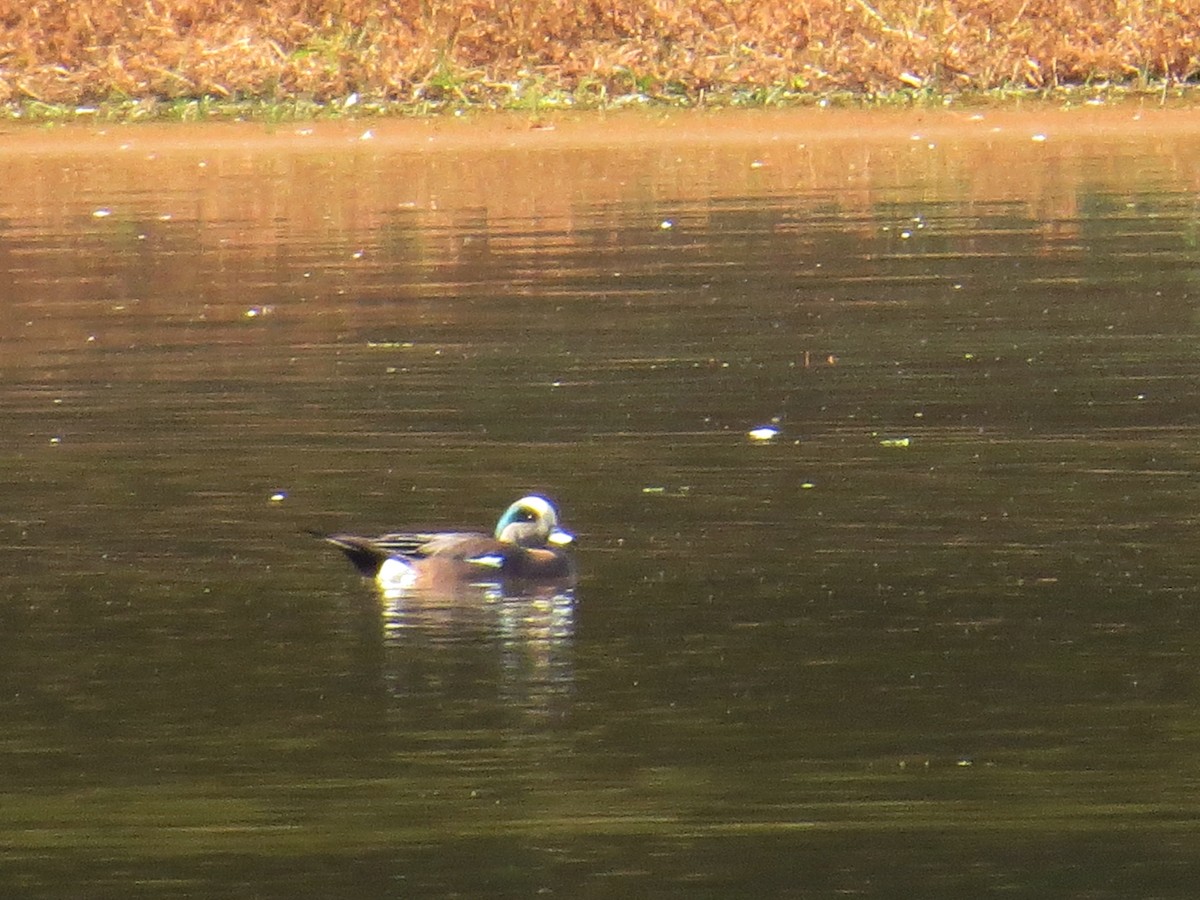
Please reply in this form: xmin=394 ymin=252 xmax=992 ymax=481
xmin=547 ymin=529 xmax=575 ymax=547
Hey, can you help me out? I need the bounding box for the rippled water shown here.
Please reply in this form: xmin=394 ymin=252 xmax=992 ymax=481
xmin=3 ymin=107 xmax=1200 ymax=896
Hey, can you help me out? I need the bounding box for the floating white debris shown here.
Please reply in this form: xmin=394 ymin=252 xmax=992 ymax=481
xmin=659 ymin=219 xmax=674 ymax=230
xmin=269 ymin=491 xmax=287 ymax=503
xmin=359 ymin=129 xmax=374 ymax=141
xmin=880 ymin=437 xmax=911 ymax=448
xmin=800 ymin=481 xmax=815 ymax=489
xmin=1031 ymin=133 xmax=1047 ymax=142
xmin=49 ymin=436 xmax=61 ymax=445
xmin=748 ymin=426 xmax=780 ymax=442
xmin=92 ymin=208 xmax=112 ymax=218
xmin=640 ymin=485 xmax=691 ymax=497
xmin=749 ymin=160 xmax=766 ymax=169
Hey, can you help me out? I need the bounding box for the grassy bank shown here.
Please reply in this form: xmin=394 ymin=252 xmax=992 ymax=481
xmin=2 ymin=0 xmax=1198 ymax=119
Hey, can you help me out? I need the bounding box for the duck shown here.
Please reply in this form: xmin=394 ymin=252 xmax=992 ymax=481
xmin=319 ymin=495 xmax=576 ymax=593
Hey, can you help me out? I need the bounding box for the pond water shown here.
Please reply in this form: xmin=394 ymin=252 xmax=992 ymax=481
xmin=3 ymin=105 xmax=1200 ymax=897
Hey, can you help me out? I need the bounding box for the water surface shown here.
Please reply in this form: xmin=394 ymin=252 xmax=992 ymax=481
xmin=3 ymin=106 xmax=1200 ymax=897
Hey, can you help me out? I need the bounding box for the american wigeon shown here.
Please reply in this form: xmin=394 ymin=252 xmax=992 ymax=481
xmin=320 ymin=495 xmax=576 ymax=593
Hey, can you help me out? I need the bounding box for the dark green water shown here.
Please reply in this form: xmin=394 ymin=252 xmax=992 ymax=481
xmin=3 ymin=110 xmax=1200 ymax=897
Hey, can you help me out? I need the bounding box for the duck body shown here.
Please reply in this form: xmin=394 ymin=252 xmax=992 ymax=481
xmin=321 ymin=495 xmax=576 ymax=594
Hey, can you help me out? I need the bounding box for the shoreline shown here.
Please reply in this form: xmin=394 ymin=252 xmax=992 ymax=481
xmin=3 ymin=82 xmax=1197 ymax=126
xmin=2 ymin=95 xmax=1200 ymax=146
xmin=3 ymin=101 xmax=1199 ymax=151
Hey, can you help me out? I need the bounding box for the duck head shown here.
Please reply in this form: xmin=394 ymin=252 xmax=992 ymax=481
xmin=494 ymin=495 xmax=574 ymax=548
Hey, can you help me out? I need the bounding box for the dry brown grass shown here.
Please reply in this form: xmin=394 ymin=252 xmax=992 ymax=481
xmin=1 ymin=0 xmax=1197 ymax=108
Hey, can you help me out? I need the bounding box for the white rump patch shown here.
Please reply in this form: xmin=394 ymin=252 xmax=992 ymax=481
xmin=377 ymin=557 xmax=419 ymax=588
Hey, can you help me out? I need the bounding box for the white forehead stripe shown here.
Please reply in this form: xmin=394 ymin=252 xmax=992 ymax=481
xmin=518 ymin=495 xmax=554 ymax=517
